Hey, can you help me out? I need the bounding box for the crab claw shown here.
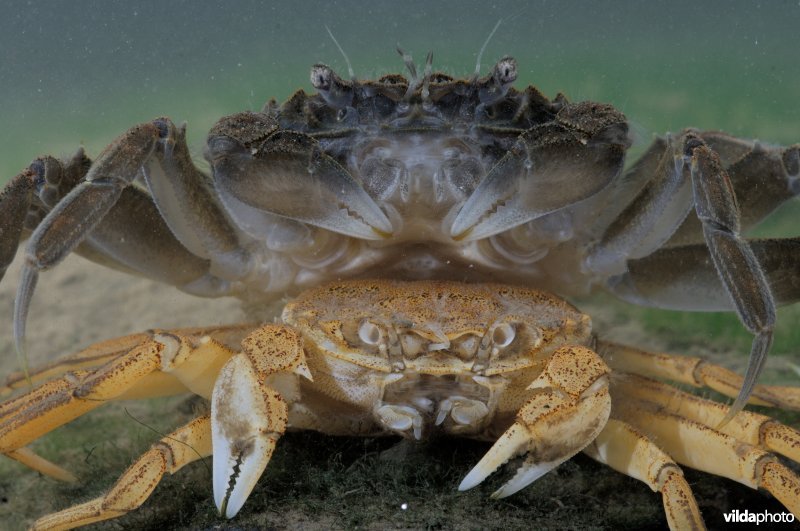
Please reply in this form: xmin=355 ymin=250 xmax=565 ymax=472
xmin=209 ymin=115 xmax=393 ymax=240
xmin=451 ymin=103 xmax=627 ymax=241
xmin=459 ymin=345 xmax=611 ymax=496
xmin=211 ymin=353 xmax=288 ymax=518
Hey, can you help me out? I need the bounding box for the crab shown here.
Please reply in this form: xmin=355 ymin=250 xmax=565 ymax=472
xmin=1 ymin=50 xmax=800 ymax=529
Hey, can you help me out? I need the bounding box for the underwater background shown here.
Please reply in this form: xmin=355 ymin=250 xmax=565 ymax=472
xmin=2 ymin=0 xmax=798 ymax=179
xmin=0 ymin=1 xmax=799 ymax=529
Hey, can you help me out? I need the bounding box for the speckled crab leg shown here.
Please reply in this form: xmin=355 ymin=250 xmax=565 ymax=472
xmin=611 ymin=374 xmax=800 ymax=517
xmin=1 ymin=324 xmax=255 ymax=397
xmin=609 ymin=238 xmax=800 ymax=311
xmin=458 ymin=345 xmax=611 ymax=497
xmin=584 ymin=419 xmax=704 ymax=531
xmin=612 ymin=373 xmax=800 ymax=466
xmin=31 ymin=416 xmax=213 ymax=531
xmin=0 ymin=326 xmax=247 ymax=481
xmin=597 ymin=341 xmax=800 ymax=411
xmin=0 ymin=166 xmax=35 ymax=283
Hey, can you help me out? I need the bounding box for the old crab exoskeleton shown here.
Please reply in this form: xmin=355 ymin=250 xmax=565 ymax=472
xmin=2 ymin=48 xmax=800 ymax=529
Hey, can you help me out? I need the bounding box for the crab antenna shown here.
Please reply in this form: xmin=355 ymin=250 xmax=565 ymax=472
xmin=474 ymin=19 xmax=503 ymax=79
xmin=325 ymin=25 xmax=355 ymax=80
xmin=421 ymin=51 xmax=434 ymax=103
xmin=397 ymin=46 xmax=418 ymax=81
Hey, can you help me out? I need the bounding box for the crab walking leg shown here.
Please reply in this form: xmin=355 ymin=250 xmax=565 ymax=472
xmin=459 ymin=345 xmax=611 ymax=497
xmin=0 ymin=326 xmax=247 ymax=479
xmin=13 ymin=119 xmax=245 ymax=373
xmin=1 ymin=333 xmax=153 ymax=396
xmin=611 ymin=373 xmax=800 ymax=466
xmin=668 ymin=136 xmax=800 ymax=244
xmin=140 ymin=118 xmax=252 ymax=278
xmin=14 ymin=124 xmax=160 ymax=362
xmin=584 ymin=419 xmax=704 ymax=531
xmin=685 ymin=134 xmax=776 ymax=424
xmin=597 ymin=341 xmax=800 ymax=410
xmin=613 ymin=397 xmax=800 ymax=517
xmin=0 ymin=166 xmax=35 ymax=282
xmin=31 ymin=415 xmax=213 ymax=531
xmin=2 ymin=325 xmax=254 ymax=396
xmin=588 ymin=130 xmax=778 ymax=424
xmin=609 ymin=238 xmax=800 ymax=311
xmin=0 ymin=150 xmax=92 ymax=283
xmin=211 ymin=324 xmax=311 ymax=518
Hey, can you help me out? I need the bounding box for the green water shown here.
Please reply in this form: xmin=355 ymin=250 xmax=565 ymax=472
xmin=1 ymin=0 xmax=798 ymax=180
xmin=1 ymin=1 xmax=799 ymax=529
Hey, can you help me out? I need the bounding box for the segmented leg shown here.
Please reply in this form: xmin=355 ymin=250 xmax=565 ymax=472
xmin=31 ymin=415 xmax=212 ymax=531
xmin=611 ymin=373 xmax=800 ymax=516
xmin=588 ymin=131 xmax=800 ymax=423
xmin=597 ymin=340 xmax=800 ymax=410
xmin=668 ymin=135 xmax=800 ymax=244
xmin=458 ymin=345 xmax=611 ymax=497
xmin=2 ymin=323 xmax=311 ymax=526
xmin=1 ymin=324 xmax=254 ymax=396
xmin=0 ymin=325 xmax=248 ymax=480
xmin=584 ymin=418 xmax=704 ymax=531
xmin=611 ymin=237 xmax=800 ymax=310
xmin=0 ymin=166 xmax=36 ymax=283
xmin=612 ymin=373 xmax=800 ymax=464
xmin=10 ymin=118 xmax=245 ymax=375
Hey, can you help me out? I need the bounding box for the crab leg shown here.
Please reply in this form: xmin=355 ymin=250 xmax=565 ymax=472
xmin=608 ymin=238 xmax=800 ymax=310
xmin=685 ymin=134 xmax=777 ymax=422
xmin=597 ymin=340 xmax=800 ymax=410
xmin=591 ymin=131 xmax=777 ymax=423
xmin=668 ymin=136 xmax=800 ymax=245
xmin=612 ymin=373 xmax=800 ymax=465
xmin=458 ymin=345 xmax=611 ymax=496
xmin=583 ymin=419 xmax=704 ymax=531
xmin=139 ymin=118 xmax=252 ymax=279
xmin=0 ymin=326 xmax=248 ymax=479
xmin=0 ymin=149 xmax=214 ymax=290
xmin=0 ymin=150 xmax=93 ymax=283
xmin=0 ymin=166 xmax=35 ymax=282
xmin=12 ymin=119 xmax=248 ymax=370
xmin=2 ymin=325 xmax=254 ymax=396
xmin=31 ymin=415 xmax=213 ymax=531
xmin=612 ymin=395 xmax=800 ymax=517
xmin=585 ymin=132 xmax=694 ymax=276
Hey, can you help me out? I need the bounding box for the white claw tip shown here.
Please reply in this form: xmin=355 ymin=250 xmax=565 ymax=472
xmin=458 ymin=466 xmax=489 ymax=491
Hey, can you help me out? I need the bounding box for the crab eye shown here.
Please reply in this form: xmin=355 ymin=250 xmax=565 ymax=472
xmin=491 ymin=322 xmax=516 ymax=348
xmin=358 ymin=320 xmax=383 ymax=345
